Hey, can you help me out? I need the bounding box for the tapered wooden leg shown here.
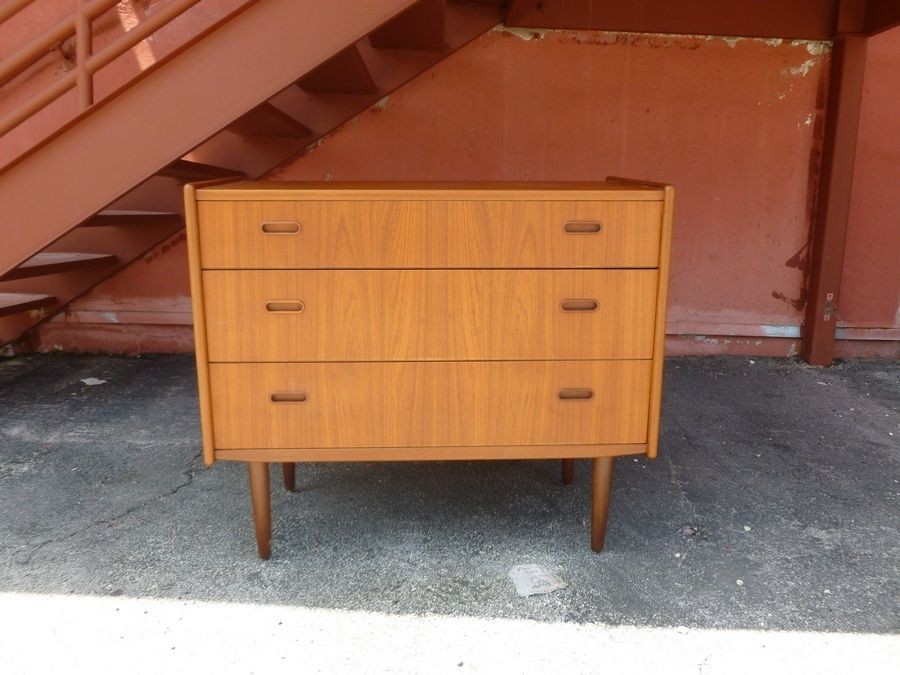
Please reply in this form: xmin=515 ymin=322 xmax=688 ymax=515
xmin=282 ymin=462 xmax=296 ymax=492
xmin=561 ymin=459 xmax=574 ymax=485
xmin=591 ymin=457 xmax=615 ymax=552
xmin=247 ymin=462 xmax=271 ymax=559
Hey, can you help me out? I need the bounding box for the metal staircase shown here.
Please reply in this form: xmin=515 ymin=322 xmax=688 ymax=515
xmin=0 ymin=0 xmax=502 ymax=348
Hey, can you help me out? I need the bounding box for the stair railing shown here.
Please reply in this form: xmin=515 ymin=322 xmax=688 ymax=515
xmin=0 ymin=0 xmax=202 ymax=137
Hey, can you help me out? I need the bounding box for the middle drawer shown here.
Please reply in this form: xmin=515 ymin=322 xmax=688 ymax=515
xmin=203 ymin=269 xmax=658 ymax=362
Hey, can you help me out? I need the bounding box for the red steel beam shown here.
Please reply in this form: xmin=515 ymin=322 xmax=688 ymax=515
xmin=0 ymin=218 xmax=184 ymax=346
xmin=802 ymin=34 xmax=869 ymax=366
xmin=865 ymin=0 xmax=900 ymax=34
xmin=298 ymin=45 xmax=378 ymax=95
xmin=505 ymin=0 xmax=840 ymax=40
xmin=370 ymin=0 xmax=447 ymax=50
xmin=0 ymin=0 xmax=417 ymax=278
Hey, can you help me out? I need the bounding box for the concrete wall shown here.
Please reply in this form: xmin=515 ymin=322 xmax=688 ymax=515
xmin=20 ymin=24 xmax=900 ymax=357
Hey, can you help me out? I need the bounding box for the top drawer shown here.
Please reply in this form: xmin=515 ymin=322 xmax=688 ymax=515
xmin=197 ymin=200 xmax=662 ymax=269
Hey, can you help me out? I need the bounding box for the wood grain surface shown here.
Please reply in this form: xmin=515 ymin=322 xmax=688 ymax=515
xmin=215 ymin=444 xmax=648 ymax=462
xmin=197 ymin=199 xmax=662 ymax=269
xmin=195 ymin=182 xmax=665 ymax=202
xmin=209 ymin=360 xmax=652 ymax=449
xmin=202 ymin=269 xmax=658 ymax=362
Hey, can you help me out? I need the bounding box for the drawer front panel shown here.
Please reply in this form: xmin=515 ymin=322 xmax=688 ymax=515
xmin=197 ymin=200 xmax=662 ymax=269
xmin=209 ymin=360 xmax=652 ymax=449
xmin=203 ymin=269 xmax=658 ymax=362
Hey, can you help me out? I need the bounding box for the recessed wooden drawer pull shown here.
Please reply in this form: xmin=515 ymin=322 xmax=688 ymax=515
xmin=560 ymin=299 xmax=599 ymax=312
xmin=260 ymin=221 xmax=301 ymax=234
xmin=265 ymin=300 xmax=304 ymax=312
xmin=270 ymin=391 xmax=309 ymax=403
xmin=558 ymin=388 xmax=594 ymax=401
xmin=564 ymin=221 xmax=602 ymax=234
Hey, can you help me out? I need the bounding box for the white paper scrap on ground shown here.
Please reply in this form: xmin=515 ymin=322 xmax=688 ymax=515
xmin=81 ymin=378 xmax=107 ymax=386
xmin=508 ymin=564 xmax=568 ymax=597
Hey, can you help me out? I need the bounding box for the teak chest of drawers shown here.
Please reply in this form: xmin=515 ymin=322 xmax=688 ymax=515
xmin=185 ymin=179 xmax=674 ymax=558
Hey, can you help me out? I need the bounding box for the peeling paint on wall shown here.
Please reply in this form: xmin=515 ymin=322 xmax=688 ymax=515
xmin=493 ymin=26 xmax=547 ymax=41
xmin=784 ymin=59 xmax=821 ymax=78
xmin=760 ymin=325 xmax=802 ymax=338
xmin=372 ymin=95 xmax=390 ymax=112
xmin=794 ymin=40 xmax=831 ymax=56
xmin=302 ymin=137 xmax=327 ymax=155
xmin=492 ymin=26 xmax=832 ymax=54
xmin=691 ymin=335 xmax=766 ymax=347
xmin=779 ymin=41 xmax=831 ymax=78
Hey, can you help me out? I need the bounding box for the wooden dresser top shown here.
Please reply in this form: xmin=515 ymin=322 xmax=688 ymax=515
xmin=194 ymin=181 xmax=666 ymax=201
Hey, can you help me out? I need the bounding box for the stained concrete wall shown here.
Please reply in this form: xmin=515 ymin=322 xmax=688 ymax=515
xmin=18 ymin=25 xmax=900 ymax=357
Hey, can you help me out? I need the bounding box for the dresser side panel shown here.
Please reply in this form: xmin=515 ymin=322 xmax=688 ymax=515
xmin=647 ymin=185 xmax=675 ymax=459
xmin=184 ymin=183 xmax=217 ymax=466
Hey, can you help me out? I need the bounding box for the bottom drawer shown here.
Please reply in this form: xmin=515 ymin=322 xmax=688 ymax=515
xmin=209 ymin=360 xmax=651 ymax=449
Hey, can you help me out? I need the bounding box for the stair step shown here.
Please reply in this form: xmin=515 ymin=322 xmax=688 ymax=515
xmin=299 ymin=45 xmax=378 ymax=94
xmin=2 ymin=252 xmax=118 ymax=281
xmin=370 ymin=0 xmax=446 ymax=50
xmin=159 ymin=160 xmax=244 ymax=181
xmin=81 ymin=210 xmax=183 ymax=228
xmin=227 ymin=103 xmax=312 ymax=138
xmin=0 ymin=293 xmax=57 ymax=318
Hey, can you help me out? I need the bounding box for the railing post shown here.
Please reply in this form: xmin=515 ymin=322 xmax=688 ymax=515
xmin=75 ymin=0 xmax=93 ymax=110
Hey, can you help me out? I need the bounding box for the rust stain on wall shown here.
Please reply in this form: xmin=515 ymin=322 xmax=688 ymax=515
xmin=772 ymin=287 xmax=808 ymax=312
xmin=795 ymin=64 xmax=832 ymax=317
xmin=785 ymin=243 xmax=809 ymax=269
xmin=142 ymin=231 xmax=186 ymax=264
xmin=370 ymin=95 xmax=390 ymax=114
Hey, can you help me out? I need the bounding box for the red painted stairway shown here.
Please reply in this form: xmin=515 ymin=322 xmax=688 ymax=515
xmin=0 ymin=0 xmax=502 ymax=349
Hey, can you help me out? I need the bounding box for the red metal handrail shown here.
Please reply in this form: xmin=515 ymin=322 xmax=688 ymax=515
xmin=0 ymin=0 xmax=202 ymax=137
xmin=0 ymin=0 xmax=119 ymax=86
